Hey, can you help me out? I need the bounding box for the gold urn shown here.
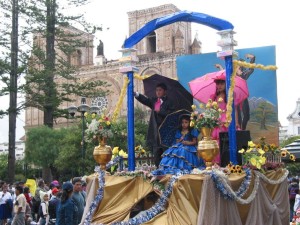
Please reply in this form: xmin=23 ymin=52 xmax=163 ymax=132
xmin=93 ymin=136 xmax=112 ymax=170
xmin=197 ymin=127 xmax=219 ymax=170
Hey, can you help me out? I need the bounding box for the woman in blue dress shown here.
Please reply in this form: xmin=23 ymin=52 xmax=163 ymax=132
xmin=158 ymin=115 xmax=200 ymax=174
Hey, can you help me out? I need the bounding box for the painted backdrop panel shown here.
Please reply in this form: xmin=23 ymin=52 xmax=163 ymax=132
xmin=176 ymin=46 xmax=278 ymax=145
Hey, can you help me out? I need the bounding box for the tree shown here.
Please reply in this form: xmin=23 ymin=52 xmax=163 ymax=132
xmin=25 ymin=126 xmax=61 ymax=182
xmin=24 ymin=0 xmax=109 ymax=128
xmin=251 ymin=101 xmax=277 ymax=130
xmin=280 ymin=135 xmax=300 ymax=148
xmin=0 ymin=0 xmax=29 ymax=183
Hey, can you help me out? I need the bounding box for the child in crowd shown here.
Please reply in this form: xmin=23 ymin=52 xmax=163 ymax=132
xmin=39 ymin=192 xmax=49 ymax=225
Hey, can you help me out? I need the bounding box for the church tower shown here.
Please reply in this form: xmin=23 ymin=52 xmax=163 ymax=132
xmin=127 ymin=4 xmax=192 ymax=55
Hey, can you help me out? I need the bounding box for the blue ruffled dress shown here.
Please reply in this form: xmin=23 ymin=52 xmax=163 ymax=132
xmin=156 ymin=129 xmax=201 ymax=174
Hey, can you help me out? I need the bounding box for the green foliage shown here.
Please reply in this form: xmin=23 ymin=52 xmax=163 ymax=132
xmin=286 ymin=162 xmax=300 ymax=177
xmin=54 ymin=125 xmax=97 ymax=178
xmin=280 ymin=136 xmax=300 ymax=148
xmin=0 ymin=154 xmax=9 ymax=180
xmin=25 ymin=126 xmax=61 ymax=167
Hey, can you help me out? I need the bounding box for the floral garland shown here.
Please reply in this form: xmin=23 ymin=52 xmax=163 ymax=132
xmin=83 ymin=167 xmax=105 ymax=225
xmin=106 ymin=156 xmax=123 ymax=170
xmin=254 ymin=169 xmax=289 ymax=185
xmin=133 ymin=73 xmax=151 ymax=80
xmin=225 ymin=60 xmax=278 ymax=126
xmin=210 ymin=168 xmax=288 ymax=205
xmin=111 ymin=77 xmax=129 ymax=122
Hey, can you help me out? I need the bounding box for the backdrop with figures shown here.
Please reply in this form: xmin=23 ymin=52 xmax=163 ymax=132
xmin=176 ymin=45 xmax=278 ymax=145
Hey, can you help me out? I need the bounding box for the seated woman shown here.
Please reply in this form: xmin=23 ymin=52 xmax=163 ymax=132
xmin=153 ymin=115 xmax=202 ymax=175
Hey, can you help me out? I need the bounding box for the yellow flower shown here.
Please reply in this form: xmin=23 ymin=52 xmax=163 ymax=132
xmin=141 ymin=149 xmax=146 ymax=154
xmin=258 ymin=149 xmax=265 ymax=155
xmin=119 ymin=149 xmax=128 ymax=158
xmin=246 ymin=148 xmax=252 ymax=153
xmin=106 ymin=121 xmax=111 ymax=126
xmin=250 ymin=158 xmax=257 ymax=167
xmin=112 ymin=147 xmax=119 ymax=155
xmin=84 ymin=112 xmax=88 ymax=117
xmin=212 ymin=101 xmax=218 ymax=108
xmin=218 ymin=97 xmax=223 ymax=102
xmin=263 ymin=145 xmax=269 ymax=151
xmin=92 ymin=113 xmax=96 ymax=119
xmin=191 ymin=105 xmax=196 ymax=110
xmin=238 ymin=149 xmax=245 ymax=154
xmin=206 ymin=103 xmax=211 ymax=108
xmin=281 ymin=150 xmax=287 ymax=157
xmin=190 ymin=121 xmax=195 ymax=127
xmin=200 ymin=103 xmax=204 ymax=109
xmin=98 ymin=119 xmax=103 ymax=123
xmin=258 ymin=156 xmax=266 ymax=164
xmin=248 ymin=141 xmax=256 ymax=148
xmin=290 ymin=154 xmax=296 ymax=161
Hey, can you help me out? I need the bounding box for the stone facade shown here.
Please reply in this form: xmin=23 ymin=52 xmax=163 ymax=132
xmin=25 ymin=4 xmax=201 ymax=130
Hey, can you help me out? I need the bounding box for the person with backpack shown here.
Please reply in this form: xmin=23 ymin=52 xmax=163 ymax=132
xmin=33 ymin=180 xmax=47 ymax=222
xmin=38 ymin=192 xmax=49 ymax=225
xmin=289 ymin=178 xmax=299 ymax=222
xmin=48 ymin=188 xmax=59 ymax=220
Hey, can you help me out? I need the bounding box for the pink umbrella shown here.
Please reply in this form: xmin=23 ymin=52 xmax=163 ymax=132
xmin=188 ymin=70 xmax=249 ymax=105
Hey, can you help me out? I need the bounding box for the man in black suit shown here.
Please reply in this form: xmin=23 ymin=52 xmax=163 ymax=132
xmin=134 ymin=83 xmax=175 ymax=167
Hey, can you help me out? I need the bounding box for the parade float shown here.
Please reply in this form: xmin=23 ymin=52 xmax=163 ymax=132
xmin=81 ymin=10 xmax=291 ymax=225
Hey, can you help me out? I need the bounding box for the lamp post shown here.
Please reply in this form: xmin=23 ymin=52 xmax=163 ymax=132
xmin=67 ymin=97 xmax=99 ymax=175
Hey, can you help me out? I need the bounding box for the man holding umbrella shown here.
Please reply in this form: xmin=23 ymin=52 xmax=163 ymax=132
xmin=134 ymin=83 xmax=175 ymax=167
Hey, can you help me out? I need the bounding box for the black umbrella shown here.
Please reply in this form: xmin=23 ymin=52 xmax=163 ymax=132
xmin=143 ymin=74 xmax=193 ymax=111
xmin=158 ymin=109 xmax=191 ymax=148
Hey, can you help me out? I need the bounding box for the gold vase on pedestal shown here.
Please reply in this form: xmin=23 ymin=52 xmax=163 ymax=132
xmin=197 ymin=127 xmax=219 ymax=170
xmin=93 ymin=136 xmax=112 ymax=170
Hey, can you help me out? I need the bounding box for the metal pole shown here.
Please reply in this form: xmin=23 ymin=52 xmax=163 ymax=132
xmin=82 ymin=111 xmax=85 ymax=174
xmin=127 ymin=71 xmax=135 ymax=171
xmin=225 ymin=56 xmax=237 ymax=164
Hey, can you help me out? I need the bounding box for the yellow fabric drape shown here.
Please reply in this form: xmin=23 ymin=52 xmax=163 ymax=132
xmin=86 ymin=175 xmax=154 ymax=224
xmin=85 ymin=170 xmax=288 ymax=225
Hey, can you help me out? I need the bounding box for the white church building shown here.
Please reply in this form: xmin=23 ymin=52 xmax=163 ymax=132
xmin=280 ymin=98 xmax=300 ymax=142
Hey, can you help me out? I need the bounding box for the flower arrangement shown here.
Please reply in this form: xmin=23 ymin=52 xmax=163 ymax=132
xmin=135 ymin=145 xmax=147 ymax=157
xmin=190 ymin=98 xmax=223 ymax=129
xmin=239 ymin=138 xmax=296 ymax=171
xmin=238 ymin=141 xmax=267 ymax=170
xmin=112 ymin=146 xmax=128 ymax=159
xmin=85 ymin=112 xmax=113 ymax=143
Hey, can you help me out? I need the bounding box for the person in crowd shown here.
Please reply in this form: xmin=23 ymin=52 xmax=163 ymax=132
xmin=23 ymin=187 xmax=32 ymax=210
xmin=38 ymin=192 xmax=49 ymax=225
xmin=56 ymin=182 xmax=78 ymax=225
xmin=25 ymin=202 xmax=33 ymax=225
xmin=210 ymin=73 xmax=239 ymax=164
xmin=71 ymin=178 xmax=85 ymax=224
xmin=12 ymin=186 xmax=26 ymax=225
xmin=289 ymin=178 xmax=299 ymax=221
xmin=294 ymin=189 xmax=300 ymax=221
xmin=155 ymin=115 xmax=201 ymax=174
xmin=134 ymin=83 xmax=175 ymax=167
xmin=0 ymin=182 xmax=13 ymax=225
xmin=48 ymin=188 xmax=59 ymax=220
xmin=33 ymin=180 xmax=47 ymax=222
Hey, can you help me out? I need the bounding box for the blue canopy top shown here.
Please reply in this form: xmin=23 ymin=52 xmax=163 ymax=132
xmin=124 ymin=10 xmax=234 ymax=48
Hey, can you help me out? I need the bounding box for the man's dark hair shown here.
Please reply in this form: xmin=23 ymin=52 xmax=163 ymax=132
xmin=156 ymin=83 xmax=167 ymax=91
xmin=15 ymin=186 xmax=23 ymax=194
xmin=72 ymin=177 xmax=82 ymax=185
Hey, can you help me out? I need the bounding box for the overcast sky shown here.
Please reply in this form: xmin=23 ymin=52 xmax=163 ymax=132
xmin=0 ymin=0 xmax=298 ymax=142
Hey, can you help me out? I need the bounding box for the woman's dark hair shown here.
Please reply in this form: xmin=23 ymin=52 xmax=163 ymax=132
xmin=23 ymin=187 xmax=30 ymax=194
xmin=61 ymin=189 xmax=73 ymax=203
xmin=178 ymin=114 xmax=193 ymax=133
